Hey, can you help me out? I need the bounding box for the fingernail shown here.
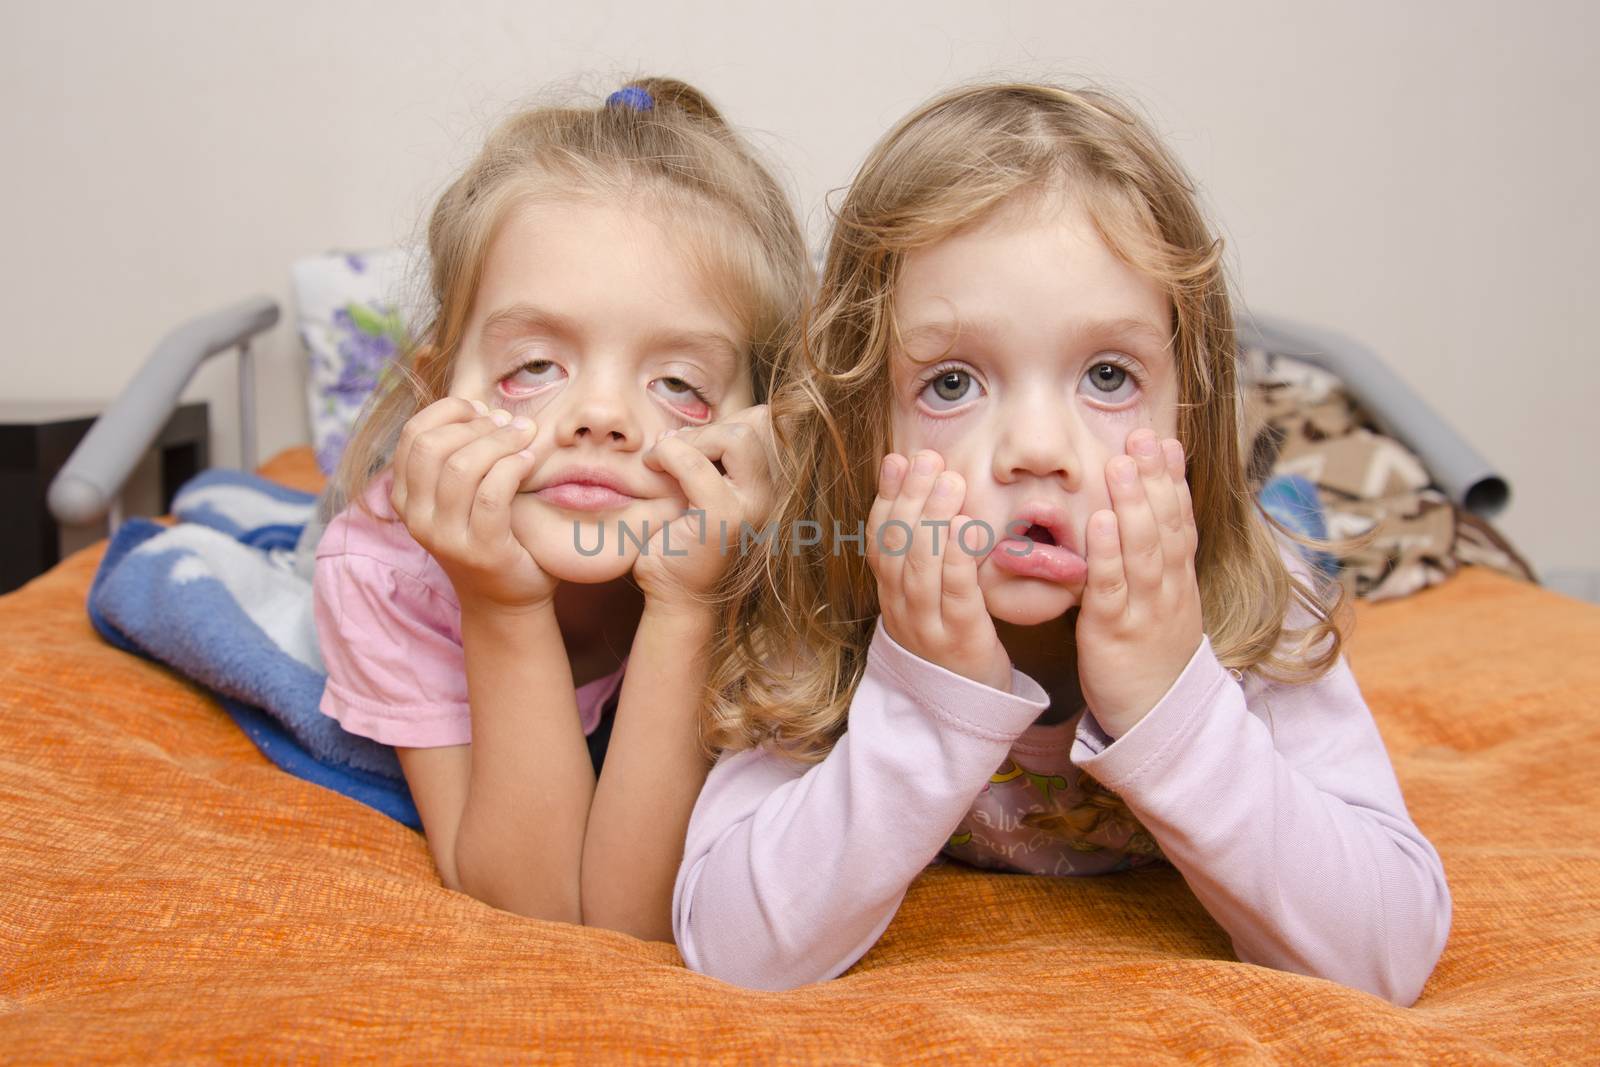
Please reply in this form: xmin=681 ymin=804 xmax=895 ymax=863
xmin=933 ymin=473 xmax=957 ymax=497
xmin=1115 ymin=457 xmax=1137 ymax=484
xmin=490 ymin=409 xmax=511 ymax=427
xmin=512 ymin=415 xmax=532 ymax=430
xmin=1132 ymin=433 xmax=1157 ymax=457
xmin=470 ymin=399 xmax=489 ymax=416
xmin=914 ymin=452 xmax=937 ymax=475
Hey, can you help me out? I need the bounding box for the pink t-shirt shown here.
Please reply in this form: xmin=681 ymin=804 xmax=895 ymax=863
xmin=313 ymin=473 xmax=625 ymax=748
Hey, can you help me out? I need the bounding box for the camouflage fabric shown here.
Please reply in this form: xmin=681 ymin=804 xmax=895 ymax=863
xmin=1241 ymin=348 xmax=1534 ymax=602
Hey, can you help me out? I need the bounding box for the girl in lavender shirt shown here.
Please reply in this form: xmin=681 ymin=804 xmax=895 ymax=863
xmin=674 ymin=82 xmax=1450 ymax=1003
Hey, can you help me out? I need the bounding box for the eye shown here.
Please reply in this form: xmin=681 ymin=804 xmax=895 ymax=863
xmin=650 ymin=376 xmax=711 ymax=422
xmin=918 ymin=366 xmax=983 ymax=412
xmin=501 ymin=358 xmax=566 ymax=396
xmin=1082 ymin=361 xmax=1138 ymax=404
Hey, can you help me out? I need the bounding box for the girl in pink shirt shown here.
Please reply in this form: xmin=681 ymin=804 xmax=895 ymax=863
xmin=675 ymin=83 xmax=1450 ymax=1002
xmin=314 ymin=78 xmax=810 ymax=938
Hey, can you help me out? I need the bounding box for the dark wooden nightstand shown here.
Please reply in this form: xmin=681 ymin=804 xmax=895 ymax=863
xmin=0 ymin=401 xmax=209 ymax=593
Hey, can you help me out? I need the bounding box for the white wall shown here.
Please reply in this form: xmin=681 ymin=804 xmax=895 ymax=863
xmin=3 ymin=0 xmax=1594 ymax=575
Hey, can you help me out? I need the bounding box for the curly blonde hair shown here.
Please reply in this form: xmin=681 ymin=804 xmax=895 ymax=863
xmin=333 ymin=76 xmax=812 ymax=513
xmin=702 ymin=81 xmax=1345 ymax=762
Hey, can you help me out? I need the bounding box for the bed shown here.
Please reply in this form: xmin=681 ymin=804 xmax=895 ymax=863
xmin=4 ymin=293 xmax=1597 ymax=1061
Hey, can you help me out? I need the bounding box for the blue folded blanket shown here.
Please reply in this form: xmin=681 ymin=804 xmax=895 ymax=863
xmin=86 ymin=467 xmax=1332 ymax=835
xmin=88 ymin=470 xmax=419 ymax=828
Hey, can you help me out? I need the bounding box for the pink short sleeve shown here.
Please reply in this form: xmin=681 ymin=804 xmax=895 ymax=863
xmin=314 ymin=480 xmax=473 ymax=748
xmin=316 ymin=551 xmax=473 ymax=748
xmin=313 ymin=474 xmax=625 ymax=747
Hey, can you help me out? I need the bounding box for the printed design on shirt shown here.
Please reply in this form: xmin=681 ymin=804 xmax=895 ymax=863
xmin=989 ymin=760 xmax=1070 ymax=803
xmin=1021 ymin=774 xmax=1162 ymax=857
xmin=945 ymin=755 xmax=1163 ymax=876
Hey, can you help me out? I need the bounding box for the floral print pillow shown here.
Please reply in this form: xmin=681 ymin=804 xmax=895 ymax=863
xmin=291 ymin=249 xmax=416 ymax=474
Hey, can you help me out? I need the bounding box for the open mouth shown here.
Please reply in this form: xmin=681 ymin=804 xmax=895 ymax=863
xmin=989 ymin=509 xmax=1086 ymax=586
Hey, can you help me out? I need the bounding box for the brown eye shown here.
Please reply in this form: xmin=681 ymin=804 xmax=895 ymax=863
xmin=649 ymin=376 xmax=711 ymax=421
xmin=503 ymin=358 xmax=565 ymax=393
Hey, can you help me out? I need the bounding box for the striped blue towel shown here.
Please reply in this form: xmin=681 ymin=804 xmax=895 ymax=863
xmin=88 ymin=469 xmax=418 ymax=828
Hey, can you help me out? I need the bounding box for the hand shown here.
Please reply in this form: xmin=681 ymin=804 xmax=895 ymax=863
xmin=636 ymin=405 xmax=775 ymax=612
xmin=867 ymin=450 xmax=1011 ymax=691
xmin=1077 ymin=428 xmax=1203 ymax=737
xmin=390 ymin=397 xmax=555 ymax=612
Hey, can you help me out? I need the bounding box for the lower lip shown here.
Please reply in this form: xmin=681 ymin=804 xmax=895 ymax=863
xmin=535 ymin=483 xmax=638 ymax=512
xmin=989 ymin=538 xmax=1088 ymax=585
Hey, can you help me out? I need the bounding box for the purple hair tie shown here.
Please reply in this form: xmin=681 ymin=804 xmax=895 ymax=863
xmin=605 ymin=87 xmax=654 ymax=111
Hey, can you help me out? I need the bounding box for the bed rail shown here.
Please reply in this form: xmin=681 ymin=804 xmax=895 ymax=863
xmin=47 ymin=296 xmax=281 ymax=526
xmin=1236 ymin=312 xmax=1509 ymax=518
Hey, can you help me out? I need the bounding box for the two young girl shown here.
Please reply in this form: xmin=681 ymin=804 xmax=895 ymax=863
xmin=317 ymin=77 xmax=1449 ymax=1002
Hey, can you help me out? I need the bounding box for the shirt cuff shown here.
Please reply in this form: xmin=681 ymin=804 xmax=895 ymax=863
xmin=865 ymin=619 xmax=1050 ymax=743
xmin=1071 ymin=636 xmax=1231 ymax=790
xmin=320 ymin=679 xmax=472 ymax=748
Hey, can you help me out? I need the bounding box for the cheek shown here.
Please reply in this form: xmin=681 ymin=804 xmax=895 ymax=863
xmin=888 ymin=407 xmax=924 ymax=456
xmin=720 ymin=375 xmax=755 ymax=417
xmin=446 ymin=365 xmax=485 ymax=400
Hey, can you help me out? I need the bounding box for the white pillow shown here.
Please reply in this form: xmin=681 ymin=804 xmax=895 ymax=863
xmin=290 ymin=249 xmax=418 ymax=474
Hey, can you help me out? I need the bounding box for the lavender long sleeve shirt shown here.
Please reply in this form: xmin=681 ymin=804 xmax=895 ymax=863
xmin=673 ymin=621 xmax=1450 ymax=1003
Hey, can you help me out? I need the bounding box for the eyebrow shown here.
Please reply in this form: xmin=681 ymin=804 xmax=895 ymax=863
xmin=480 ymin=304 xmax=741 ymax=368
xmin=641 ymin=328 xmax=742 ymax=372
xmin=897 ymin=314 xmax=1172 ymax=358
xmin=480 ymin=304 xmax=579 ymax=341
xmin=897 ymin=316 xmax=1008 ymax=356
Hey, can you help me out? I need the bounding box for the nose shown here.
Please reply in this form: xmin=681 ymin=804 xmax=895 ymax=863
xmin=991 ymin=391 xmax=1081 ymax=490
xmin=551 ymin=363 xmax=643 ymax=450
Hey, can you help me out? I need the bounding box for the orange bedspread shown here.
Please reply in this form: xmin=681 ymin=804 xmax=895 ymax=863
xmin=2 ymin=450 xmax=1597 ymax=1062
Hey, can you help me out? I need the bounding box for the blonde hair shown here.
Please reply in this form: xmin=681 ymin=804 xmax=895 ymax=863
xmin=704 ymin=81 xmax=1345 ymax=762
xmin=334 ymin=76 xmax=812 ymax=512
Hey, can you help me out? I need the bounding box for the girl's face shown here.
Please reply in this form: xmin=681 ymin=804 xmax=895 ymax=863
xmin=448 ymin=198 xmax=753 ymax=584
xmin=889 ymin=191 xmax=1179 ymax=626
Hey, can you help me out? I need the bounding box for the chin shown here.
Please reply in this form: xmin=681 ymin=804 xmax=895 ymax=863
xmin=511 ymin=497 xmax=679 ymax=585
xmin=980 ymin=570 xmax=1081 ymax=626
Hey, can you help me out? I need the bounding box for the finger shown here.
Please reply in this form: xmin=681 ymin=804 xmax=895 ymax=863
xmin=652 ymin=401 xmax=770 ymax=439
xmin=434 ymin=414 xmax=538 ymax=531
xmin=402 ymin=416 xmax=501 ymax=525
xmin=941 ymin=511 xmax=985 ymax=624
xmin=1106 ymin=453 xmax=1162 ymax=593
xmin=468 ymin=443 xmax=539 ymax=546
xmin=902 ymin=470 xmax=963 ymax=623
xmin=646 ymin=419 xmax=759 ymax=486
xmin=887 ymin=451 xmax=943 ymax=612
xmin=1130 ymin=431 xmax=1186 ymax=574
xmin=670 ymin=414 xmax=771 ymax=487
xmin=392 ymin=397 xmax=483 ymax=509
xmin=888 ymin=450 xmax=943 ymax=554
xmin=867 ymin=453 xmax=909 ymax=579
xmin=648 ymin=434 xmax=736 ymax=516
xmin=1083 ymin=509 xmax=1127 ymax=619
xmin=1165 ymin=439 xmax=1198 ymax=560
